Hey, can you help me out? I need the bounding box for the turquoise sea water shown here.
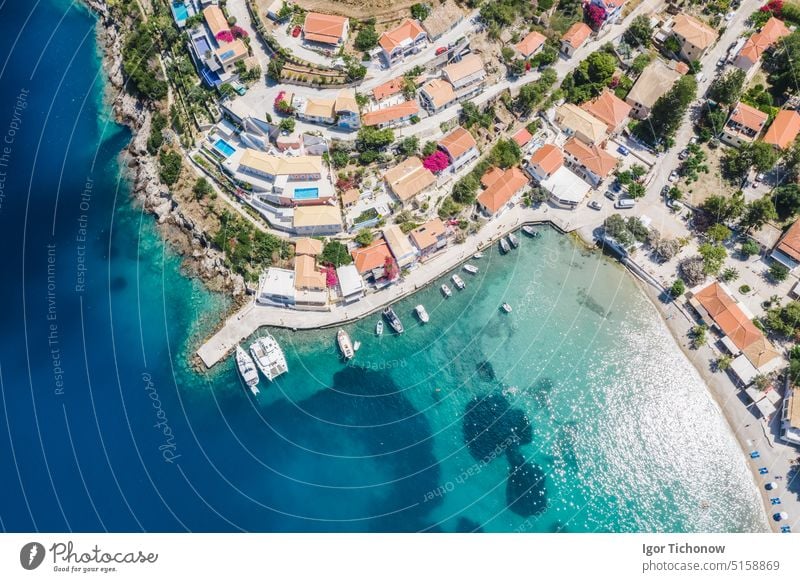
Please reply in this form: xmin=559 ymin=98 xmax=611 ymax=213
xmin=0 ymin=0 xmax=768 ymax=532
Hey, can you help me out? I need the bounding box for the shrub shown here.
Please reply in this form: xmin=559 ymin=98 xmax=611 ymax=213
xmin=769 ymin=262 xmax=790 ymax=282
xmin=740 ymin=239 xmax=760 ymax=258
xmin=422 ymin=150 xmax=450 ymax=172
xmin=739 ymin=284 xmax=752 ymax=294
xmin=669 ymin=279 xmax=685 ymax=298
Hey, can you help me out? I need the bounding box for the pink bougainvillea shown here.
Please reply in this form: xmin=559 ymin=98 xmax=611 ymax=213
xmin=422 ymin=150 xmax=450 ymax=173
xmin=383 ymin=257 xmax=398 ymax=280
xmin=324 ymin=265 xmax=338 ymax=288
xmin=231 ymin=25 xmax=249 ymax=39
xmin=761 ymin=0 xmax=783 ymax=15
xmin=584 ymin=3 xmax=606 ymax=30
xmin=216 ymin=30 xmax=234 ymax=43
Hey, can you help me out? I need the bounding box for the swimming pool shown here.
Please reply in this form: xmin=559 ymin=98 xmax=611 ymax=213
xmin=294 ymin=187 xmax=320 ymax=200
xmin=213 ymin=138 xmax=236 ymax=158
xmin=171 ymin=1 xmax=189 ymax=23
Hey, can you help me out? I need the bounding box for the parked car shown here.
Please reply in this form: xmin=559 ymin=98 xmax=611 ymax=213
xmin=604 ymin=190 xmax=617 ymax=201
xmin=589 ymin=200 xmax=603 ymax=210
xmin=611 ymin=180 xmax=622 ymax=192
xmin=661 ymin=185 xmax=671 ymax=197
xmin=725 ymin=11 xmax=734 ymax=21
xmin=756 ymin=172 xmax=765 ymax=183
xmin=689 ymin=136 xmax=698 ymax=145
xmin=695 ymin=72 xmax=705 ymax=83
xmin=668 ymin=170 xmax=680 ymax=182
xmin=717 ymin=57 xmax=726 ymax=68
xmin=615 ymin=198 xmax=636 ymax=209
xmin=617 ymin=145 xmax=630 ymax=156
xmin=435 ymin=46 xmax=447 ymax=55
xmin=678 ymin=148 xmax=689 ymax=160
xmin=292 ymin=26 xmax=301 ymax=37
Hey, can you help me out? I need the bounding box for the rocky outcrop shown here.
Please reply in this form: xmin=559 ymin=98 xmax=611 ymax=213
xmin=85 ymin=0 xmax=247 ymax=297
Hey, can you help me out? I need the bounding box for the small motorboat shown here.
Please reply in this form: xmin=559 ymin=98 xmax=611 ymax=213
xmin=383 ymin=307 xmax=404 ymax=333
xmin=337 ymin=329 xmax=355 ymax=359
xmin=507 ymin=233 xmax=519 ymax=248
xmin=353 ymin=341 xmax=361 ymax=351
xmin=463 ymin=264 xmax=479 ymax=274
xmin=499 ymin=238 xmax=510 ymax=253
xmin=451 ymin=274 xmax=465 ymax=290
xmin=522 ymin=225 xmax=540 ymax=237
xmin=415 ymin=304 xmax=430 ymax=323
xmin=441 ymin=284 xmax=452 ymax=297
xmin=473 ymin=252 xmax=484 ymax=259
xmin=501 ymin=302 xmax=512 ymax=313
xmin=235 ymin=345 xmax=260 ymax=396
xmin=376 ymin=320 xmax=384 ymax=336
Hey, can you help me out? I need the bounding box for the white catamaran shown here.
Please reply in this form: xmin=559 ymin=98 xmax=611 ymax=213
xmin=249 ymin=334 xmax=288 ymax=381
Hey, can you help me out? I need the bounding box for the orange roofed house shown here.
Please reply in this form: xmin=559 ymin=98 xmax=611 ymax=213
xmin=562 ymin=137 xmax=618 ymax=187
xmin=734 ymin=17 xmax=790 ymax=72
xmin=303 ymin=13 xmax=349 ymax=46
xmin=351 ymin=240 xmax=395 ymax=281
xmin=438 ymin=127 xmax=479 ymax=171
xmin=581 ymin=90 xmax=632 ymax=135
xmin=721 ymin=101 xmax=769 ymax=148
xmin=560 ymin=22 xmax=591 ymax=57
xmin=476 ymin=167 xmax=529 ymax=217
xmin=383 ymin=156 xmax=437 ymax=204
xmin=525 ymin=143 xmax=563 ymax=182
xmin=409 ymin=218 xmax=448 ymax=259
xmin=514 ymin=30 xmax=546 ymax=59
xmin=670 ymin=14 xmax=718 ymax=62
xmin=362 ymin=100 xmax=419 ymax=128
xmin=689 ymin=282 xmax=780 ymax=380
xmin=379 ymin=19 xmax=428 ymax=65
xmin=762 ymin=109 xmax=800 ymax=150
xmin=772 ymin=219 xmax=800 ymax=271
xmin=371 ymin=77 xmax=405 ymax=103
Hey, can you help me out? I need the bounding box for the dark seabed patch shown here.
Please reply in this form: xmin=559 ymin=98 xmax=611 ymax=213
xmin=463 ymin=392 xmax=532 ymax=461
xmin=506 ymin=448 xmax=547 ymax=518
xmin=475 ymin=360 xmax=496 ymax=382
xmin=530 ymin=377 xmax=555 ymax=409
xmin=576 ymin=287 xmax=611 ymax=319
xmin=454 ymin=517 xmax=484 ymax=532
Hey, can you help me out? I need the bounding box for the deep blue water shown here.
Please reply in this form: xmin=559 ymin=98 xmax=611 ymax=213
xmin=0 ymin=0 xmax=767 ymax=533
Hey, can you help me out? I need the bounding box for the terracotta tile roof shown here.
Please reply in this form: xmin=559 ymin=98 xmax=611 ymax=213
xmin=409 ymin=218 xmax=446 ymax=250
xmin=739 ymin=17 xmax=790 ymax=65
xmin=438 ymin=127 xmax=477 ymax=160
xmin=763 ymin=109 xmax=800 ymax=149
xmin=382 ymin=224 xmax=417 ymax=266
xmin=555 ymin=103 xmax=608 ymax=144
xmin=476 ymin=167 xmax=528 ymax=215
xmin=581 ymin=90 xmax=632 ymax=129
xmin=302 ymin=97 xmax=336 ymax=119
xmin=372 ymin=77 xmax=405 ymax=101
xmin=203 ymin=5 xmax=229 ymax=38
xmin=383 ymin=156 xmax=436 ymax=202
xmin=341 ymin=188 xmax=360 ymax=205
xmin=351 ymin=240 xmax=393 ymax=274
xmin=529 ymin=144 xmax=564 ymax=175
xmin=561 ymin=22 xmax=591 ymax=49
xmin=512 ymin=127 xmax=533 ymax=147
xmin=362 ymin=100 xmax=419 ymax=126
xmin=334 ymin=89 xmax=358 ymax=114
xmin=730 ymin=101 xmax=769 ymax=133
xmin=443 ymin=54 xmax=484 ymax=84
xmin=294 ymin=254 xmax=326 ymax=290
xmin=292 ymin=205 xmax=343 ymax=229
xmin=776 ymin=219 xmax=800 ymax=262
xmin=215 ymin=40 xmax=248 ymax=63
xmin=672 ymin=14 xmax=718 ymax=50
xmin=480 ymin=166 xmax=505 ymax=188
xmin=563 ymin=137 xmax=618 ymax=178
xmin=627 ymin=60 xmax=682 ymax=109
xmin=743 ymin=337 xmax=781 ymax=368
xmin=379 ymin=19 xmax=426 ymax=53
xmin=420 ymin=79 xmax=457 ymax=109
xmin=694 ymin=282 xmax=765 ymax=352
xmin=515 ymin=30 xmax=546 ymax=58
xmin=303 ymin=12 xmax=348 ymax=45
xmin=294 ymin=237 xmax=323 ymax=256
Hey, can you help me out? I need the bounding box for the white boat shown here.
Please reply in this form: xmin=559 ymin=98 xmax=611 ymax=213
xmin=499 ymin=238 xmax=510 ymax=253
xmin=235 ymin=346 xmax=260 ymax=395
xmin=249 ymin=334 xmax=288 ymax=381
xmin=383 ymin=307 xmax=404 ymax=333
xmin=507 ymin=233 xmax=519 ymax=248
xmin=337 ymin=329 xmax=354 ymax=359
xmin=353 ymin=341 xmax=361 ymax=351
xmin=451 ymin=274 xmax=465 ymax=289
xmin=376 ymin=320 xmax=384 ymax=336
xmin=463 ymin=264 xmax=479 ymax=274
xmin=522 ymin=225 xmax=539 ymax=237
xmin=415 ymin=304 xmax=430 ymax=323
xmin=473 ymin=252 xmax=484 ymax=259
xmin=441 ymin=284 xmax=452 ymax=297
xmin=501 ymin=302 xmax=512 ymax=313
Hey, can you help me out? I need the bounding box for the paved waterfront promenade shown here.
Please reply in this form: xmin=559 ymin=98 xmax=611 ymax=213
xmin=197 ymin=205 xmax=587 ymax=367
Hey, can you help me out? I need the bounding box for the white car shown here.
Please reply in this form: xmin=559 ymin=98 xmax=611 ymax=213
xmin=725 ymin=11 xmax=735 ymax=21
xmin=668 ymin=170 xmax=680 ymax=182
xmin=588 ymin=200 xmax=603 ymax=210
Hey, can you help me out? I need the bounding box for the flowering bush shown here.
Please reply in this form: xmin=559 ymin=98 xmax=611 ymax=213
xmin=422 ymin=150 xmax=450 ymax=173
xmin=585 ymin=3 xmax=606 ymax=29
xmin=324 ymin=265 xmax=338 ymax=288
xmin=231 ymin=25 xmax=249 ymax=39
xmin=384 ymin=257 xmax=398 ymax=280
xmin=216 ymin=30 xmax=234 ymax=43
xmin=761 ymin=0 xmax=783 ymax=15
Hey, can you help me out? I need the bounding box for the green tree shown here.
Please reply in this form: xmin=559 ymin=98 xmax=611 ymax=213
xmin=320 ymin=241 xmax=352 ymax=267
xmin=770 ymin=261 xmax=790 ymax=282
xmin=397 ymin=136 xmax=419 ymax=157
xmin=355 ymin=24 xmax=379 ymax=51
xmin=279 ymin=117 xmax=295 ymax=132
xmin=635 ymin=75 xmax=697 ymax=146
xmin=707 ymin=68 xmax=745 ymax=105
xmin=192 ymin=177 xmax=213 ymax=200
xmin=706 ymin=223 xmax=731 ymax=243
xmin=669 ymin=278 xmax=686 ymax=298
xmin=624 ymin=15 xmax=653 ymax=48
xmin=740 ymin=238 xmax=761 ymax=258
xmin=775 ymin=184 xmax=800 ymax=220
xmin=355 ymin=126 xmax=395 ymax=152
xmin=698 ymin=242 xmax=727 ymax=275
xmin=354 ymin=230 xmax=374 ymax=246
xmin=627 ymin=182 xmax=646 ymax=198
xmin=452 ymin=174 xmax=480 ymax=204
xmin=740 ymin=197 xmax=778 ymax=233
xmin=410 ymin=3 xmax=430 ymax=21
xmin=701 ymin=192 xmax=745 ymax=222
xmin=422 ymin=141 xmax=437 ymax=157
xmin=630 ymin=53 xmax=652 ymax=76
xmin=158 ymin=150 xmax=182 ymax=185
xmin=765 ymin=30 xmax=800 ymax=97
xmin=489 ymin=139 xmax=522 ymax=168
xmin=690 ymin=324 xmax=707 ymax=349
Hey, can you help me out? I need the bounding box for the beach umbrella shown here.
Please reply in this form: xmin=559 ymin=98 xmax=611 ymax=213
xmin=765 ymin=482 xmax=778 ymax=491
xmin=773 ymin=512 xmax=789 ymax=522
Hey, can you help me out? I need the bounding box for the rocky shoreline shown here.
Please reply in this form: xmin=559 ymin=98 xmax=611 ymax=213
xmin=84 ymin=0 xmax=247 ymax=298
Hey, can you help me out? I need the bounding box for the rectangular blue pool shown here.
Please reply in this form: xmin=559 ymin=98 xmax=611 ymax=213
xmin=213 ymin=138 xmax=236 ymax=158
xmin=171 ymin=2 xmax=189 ymax=23
xmin=294 ymin=187 xmax=320 ymax=200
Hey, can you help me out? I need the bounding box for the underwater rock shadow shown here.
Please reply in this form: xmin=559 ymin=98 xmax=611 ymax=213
xmin=462 ymin=392 xmax=532 ymax=462
xmin=506 ymin=448 xmax=548 ymax=518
